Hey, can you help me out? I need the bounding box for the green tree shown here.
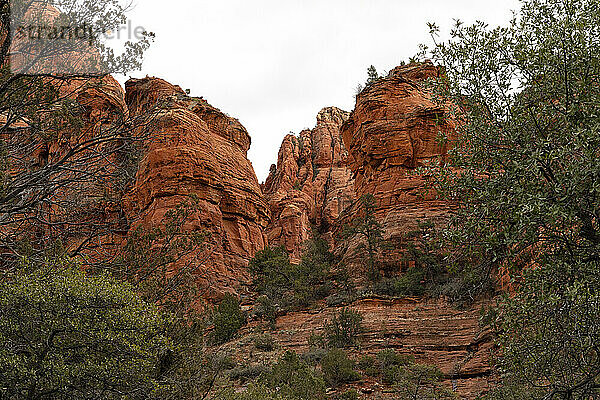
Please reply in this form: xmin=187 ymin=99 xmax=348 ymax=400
xmin=356 ymin=65 xmax=381 ymax=95
xmin=212 ymin=293 xmax=246 ymax=344
xmin=249 ymin=231 xmax=339 ymax=308
xmin=0 ymin=261 xmax=169 ymax=399
xmin=486 ymin=261 xmax=600 ymax=400
xmin=366 ymin=65 xmax=380 ymax=85
xmin=423 ymin=0 xmax=600 ymax=397
xmin=325 ymin=308 xmax=363 ymax=348
xmin=321 ymin=349 xmax=360 ymax=387
xmin=249 ymin=246 xmax=293 ymax=299
xmin=254 ymin=295 xmax=278 ymax=330
xmin=293 ymin=229 xmax=335 ymax=305
xmin=343 ymin=194 xmax=384 ymax=281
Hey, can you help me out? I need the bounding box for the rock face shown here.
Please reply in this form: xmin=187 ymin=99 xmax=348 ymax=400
xmin=123 ymin=77 xmax=270 ymax=297
xmin=229 ymin=298 xmax=493 ymax=399
xmin=263 ymin=107 xmax=355 ymax=260
xmin=341 ymin=61 xmax=458 ymax=254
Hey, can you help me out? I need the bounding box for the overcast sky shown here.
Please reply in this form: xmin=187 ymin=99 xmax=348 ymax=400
xmin=120 ymin=0 xmax=520 ymax=182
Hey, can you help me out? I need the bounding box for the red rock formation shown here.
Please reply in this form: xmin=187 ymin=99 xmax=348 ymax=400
xmin=230 ymin=297 xmax=493 ymax=399
xmin=124 ymin=77 xmax=270 ymax=297
xmin=263 ymin=107 xmax=355 ymax=260
xmin=341 ymin=61 xmax=458 ymax=263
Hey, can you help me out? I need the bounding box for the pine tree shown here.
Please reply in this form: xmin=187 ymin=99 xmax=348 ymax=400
xmin=366 ymin=65 xmax=380 ymax=85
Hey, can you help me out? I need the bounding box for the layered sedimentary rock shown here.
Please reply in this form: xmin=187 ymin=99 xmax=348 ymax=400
xmin=341 ymin=61 xmax=458 ymax=250
xmin=263 ymin=107 xmax=355 ymax=260
xmin=229 ymin=298 xmax=492 ymax=399
xmin=123 ymin=77 xmax=270 ymax=297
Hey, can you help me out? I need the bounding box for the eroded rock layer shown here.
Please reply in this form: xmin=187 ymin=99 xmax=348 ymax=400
xmin=263 ymin=107 xmax=355 ymax=260
xmin=341 ymin=61 xmax=458 ymax=252
xmin=123 ymin=77 xmax=270 ymax=297
xmin=228 ymin=298 xmax=492 ymax=399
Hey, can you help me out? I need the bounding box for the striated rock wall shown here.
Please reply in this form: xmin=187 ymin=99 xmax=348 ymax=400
xmin=263 ymin=107 xmax=355 ymax=260
xmin=341 ymin=61 xmax=458 ymax=263
xmin=230 ymin=297 xmax=493 ymax=399
xmin=123 ymin=77 xmax=270 ymax=298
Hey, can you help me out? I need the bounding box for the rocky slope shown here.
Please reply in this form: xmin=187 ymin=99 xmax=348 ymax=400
xmin=123 ymin=77 xmax=270 ymax=298
xmin=230 ymin=298 xmax=493 ymax=399
xmin=263 ymin=107 xmax=355 ymax=260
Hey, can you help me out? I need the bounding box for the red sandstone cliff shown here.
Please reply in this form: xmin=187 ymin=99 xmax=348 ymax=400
xmin=7 ymin=61 xmax=492 ymax=398
xmin=123 ymin=77 xmax=270 ymax=297
xmin=263 ymin=107 xmax=355 ymax=260
xmin=341 ymin=61 xmax=458 ymax=255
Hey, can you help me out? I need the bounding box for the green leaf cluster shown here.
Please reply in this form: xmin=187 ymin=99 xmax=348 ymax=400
xmin=0 ymin=262 xmax=170 ymax=399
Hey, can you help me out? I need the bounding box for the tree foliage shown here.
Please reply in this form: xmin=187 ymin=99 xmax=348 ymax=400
xmin=366 ymin=65 xmax=380 ymax=85
xmin=320 ymin=349 xmax=360 ymax=387
xmin=324 ymin=308 xmax=363 ymax=348
xmin=342 ymin=194 xmax=385 ymax=281
xmin=422 ymin=0 xmax=600 ymax=397
xmin=0 ymin=261 xmax=169 ymax=399
xmin=211 ymin=293 xmax=246 ymax=344
xmin=249 ymin=230 xmax=338 ymax=308
xmin=249 ymin=246 xmax=293 ymax=299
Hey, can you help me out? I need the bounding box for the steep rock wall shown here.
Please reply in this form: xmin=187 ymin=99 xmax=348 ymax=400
xmin=341 ymin=61 xmax=458 ymax=262
xmin=123 ymin=77 xmax=270 ymax=297
xmin=263 ymin=107 xmax=355 ymax=260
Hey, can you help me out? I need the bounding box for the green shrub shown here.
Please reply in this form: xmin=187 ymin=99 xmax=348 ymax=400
xmin=357 ymin=355 xmax=378 ymax=376
xmin=0 ymin=264 xmax=170 ymax=399
xmin=326 ymin=291 xmax=356 ymax=307
xmin=376 ymin=349 xmax=415 ymax=384
xmin=212 ymin=293 xmax=246 ymax=343
xmin=334 ymin=389 xmax=361 ymax=400
xmin=228 ymin=364 xmax=270 ymax=383
xmin=210 ymin=353 xmax=237 ymax=370
xmin=372 ymin=268 xmax=426 ymax=297
xmin=321 ymin=349 xmax=361 ymax=386
xmin=301 ymin=348 xmax=328 ymax=365
xmin=254 ymin=295 xmax=277 ymax=329
xmin=261 ymin=351 xmax=327 ymax=400
xmin=308 ymin=331 xmax=326 ymax=349
xmin=213 ymin=385 xmax=279 ymax=400
xmin=254 ymin=333 xmax=275 ymax=351
xmin=325 ymin=308 xmax=364 ymax=348
xmin=390 ymin=363 xmax=456 ymax=399
xmin=377 ymin=349 xmax=413 ymax=369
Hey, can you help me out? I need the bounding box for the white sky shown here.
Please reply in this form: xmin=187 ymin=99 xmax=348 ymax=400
xmin=120 ymin=0 xmax=520 ymax=182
